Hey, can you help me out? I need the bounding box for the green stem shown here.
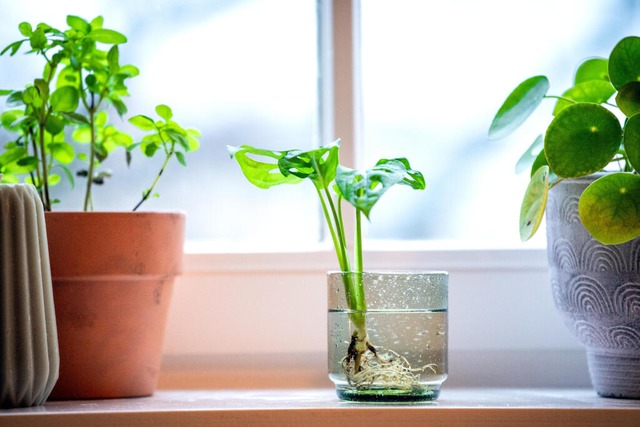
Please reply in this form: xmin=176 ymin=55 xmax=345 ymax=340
xmin=37 ymin=123 xmax=50 ymax=211
xmin=133 ymin=139 xmax=174 ymax=212
xmin=83 ymin=104 xmax=96 ymax=211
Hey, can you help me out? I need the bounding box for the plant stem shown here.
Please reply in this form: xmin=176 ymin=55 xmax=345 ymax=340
xmin=37 ymin=123 xmax=50 ymax=211
xmin=132 ymin=141 xmax=174 ymax=212
xmin=83 ymin=105 xmax=96 ymax=211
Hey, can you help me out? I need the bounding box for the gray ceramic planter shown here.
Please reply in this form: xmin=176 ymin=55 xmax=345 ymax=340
xmin=546 ymin=174 xmax=640 ymax=399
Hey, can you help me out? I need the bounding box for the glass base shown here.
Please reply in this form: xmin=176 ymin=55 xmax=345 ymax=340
xmin=336 ymin=386 xmax=441 ymax=403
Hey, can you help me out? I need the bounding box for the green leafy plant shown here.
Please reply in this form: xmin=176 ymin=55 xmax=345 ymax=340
xmin=489 ymin=36 xmax=640 ymax=245
xmin=0 ymin=15 xmax=199 ymax=211
xmin=228 ymin=139 xmax=425 ymax=382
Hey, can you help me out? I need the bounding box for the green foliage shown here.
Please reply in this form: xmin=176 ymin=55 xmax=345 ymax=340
xmin=0 ymin=15 xmax=199 ymax=211
xmin=228 ymin=140 xmax=424 ymax=329
xmin=489 ymin=35 xmax=640 ymax=245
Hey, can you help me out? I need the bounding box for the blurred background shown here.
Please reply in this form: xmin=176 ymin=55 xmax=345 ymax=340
xmin=1 ymin=0 xmax=639 ymax=250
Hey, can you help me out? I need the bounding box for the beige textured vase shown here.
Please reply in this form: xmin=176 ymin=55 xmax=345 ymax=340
xmin=0 ymin=184 xmax=59 ymax=408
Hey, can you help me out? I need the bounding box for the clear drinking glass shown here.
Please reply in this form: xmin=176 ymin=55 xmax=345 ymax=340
xmin=328 ymin=271 xmax=448 ymax=402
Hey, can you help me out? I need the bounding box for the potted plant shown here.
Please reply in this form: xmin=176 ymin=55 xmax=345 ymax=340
xmin=489 ymin=36 xmax=640 ymax=398
xmin=0 ymin=15 xmax=200 ymax=399
xmin=228 ymin=140 xmax=449 ymax=402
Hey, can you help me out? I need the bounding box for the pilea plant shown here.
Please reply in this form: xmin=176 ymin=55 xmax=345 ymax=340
xmin=228 ymin=139 xmax=425 ymax=387
xmin=489 ymin=35 xmax=640 ymax=245
xmin=0 ymin=15 xmax=200 ymax=211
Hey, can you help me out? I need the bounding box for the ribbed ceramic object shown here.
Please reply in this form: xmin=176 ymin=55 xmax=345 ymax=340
xmin=0 ymin=184 xmax=59 ymax=408
xmin=546 ymin=175 xmax=640 ymax=399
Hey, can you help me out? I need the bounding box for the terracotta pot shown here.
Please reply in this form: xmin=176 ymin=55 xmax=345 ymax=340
xmin=44 ymin=212 xmax=185 ymax=400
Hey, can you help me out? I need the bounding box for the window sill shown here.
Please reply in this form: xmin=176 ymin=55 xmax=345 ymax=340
xmin=3 ymin=388 xmax=638 ymax=426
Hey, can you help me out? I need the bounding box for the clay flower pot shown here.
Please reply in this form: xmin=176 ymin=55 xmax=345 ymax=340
xmin=44 ymin=212 xmax=185 ymax=400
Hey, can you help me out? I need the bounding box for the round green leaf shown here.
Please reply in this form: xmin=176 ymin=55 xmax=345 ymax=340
xmin=50 ymin=142 xmax=75 ymax=164
xmin=519 ymin=165 xmax=550 ymax=242
xmin=45 ymin=115 xmax=65 ymax=135
xmin=545 ymin=103 xmax=621 ymax=178
xmin=579 ymin=173 xmax=640 ymax=244
xmin=609 ymin=36 xmax=640 ymax=90
xmin=575 ymin=58 xmax=609 ymax=84
xmin=489 ymin=76 xmax=549 ymax=140
xmin=50 ymin=86 xmax=79 ymax=113
xmin=624 ymin=113 xmax=640 ymax=172
xmin=552 ymin=80 xmax=615 ymax=115
xmin=616 ymin=81 xmax=640 ymax=117
xmin=67 ymin=15 xmax=90 ymax=34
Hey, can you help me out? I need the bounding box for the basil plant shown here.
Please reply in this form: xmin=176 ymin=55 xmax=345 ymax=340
xmin=0 ymin=15 xmax=200 ymax=211
xmin=489 ymin=36 xmax=640 ymax=245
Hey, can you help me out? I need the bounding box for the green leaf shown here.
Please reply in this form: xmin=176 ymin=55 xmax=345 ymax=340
xmin=489 ymin=75 xmax=549 ymax=140
xmin=278 ymin=140 xmax=340 ymax=190
xmin=227 ymin=145 xmax=303 ymax=189
xmin=107 ymin=45 xmax=120 ymax=72
xmin=623 ymin=113 xmax=640 ymax=172
xmin=129 ymin=115 xmax=156 ymax=131
xmin=45 ymin=115 xmax=65 ymax=135
xmin=87 ymin=29 xmax=127 ymax=44
xmin=50 ymin=142 xmax=75 ymax=164
xmin=579 ymin=173 xmax=640 ymax=244
xmin=336 ymin=158 xmax=425 ymax=218
xmin=67 ymin=15 xmax=90 ymax=33
xmin=50 ymin=86 xmax=79 ymax=112
xmin=175 ymin=151 xmax=187 ymax=166
xmin=545 ymin=103 xmax=621 ymax=178
xmin=516 ymin=135 xmax=543 ymax=174
xmin=18 ymin=22 xmax=32 ymax=37
xmin=1 ymin=40 xmax=26 ymax=56
xmin=90 ymin=16 xmax=104 ymax=30
xmin=519 ymin=165 xmax=550 ymax=242
xmin=61 ymin=112 xmax=90 ymax=125
xmin=156 ymin=104 xmax=173 ymax=121
xmin=609 ymin=36 xmax=640 ymax=90
xmin=553 ymin=80 xmax=616 ymax=115
xmin=616 ymin=81 xmax=640 ymax=117
xmin=29 ymin=27 xmax=47 ymax=50
xmin=574 ymin=58 xmax=609 ymax=84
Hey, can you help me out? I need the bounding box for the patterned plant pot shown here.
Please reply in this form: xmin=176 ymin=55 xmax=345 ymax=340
xmin=546 ymin=174 xmax=640 ymax=399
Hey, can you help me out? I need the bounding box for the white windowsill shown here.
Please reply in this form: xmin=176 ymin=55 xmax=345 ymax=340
xmin=2 ymin=388 xmax=638 ymax=427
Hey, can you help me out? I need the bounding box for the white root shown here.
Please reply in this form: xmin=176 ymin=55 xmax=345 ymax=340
xmin=341 ymin=347 xmax=437 ymax=390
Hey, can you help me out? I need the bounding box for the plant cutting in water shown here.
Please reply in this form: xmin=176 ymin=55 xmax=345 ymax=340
xmin=228 ymin=139 xmax=427 ymax=390
xmin=489 ymin=36 xmax=640 ymax=245
xmin=0 ymin=15 xmax=200 ymax=211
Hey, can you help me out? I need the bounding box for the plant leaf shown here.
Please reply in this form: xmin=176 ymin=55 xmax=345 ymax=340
xmin=336 ymin=158 xmax=425 ymax=218
xmin=624 ymin=113 xmax=640 ymax=172
xmin=278 ymin=140 xmax=340 ymax=190
xmin=609 ymin=36 xmax=640 ymax=90
xmin=519 ymin=165 xmax=550 ymax=242
xmin=574 ymin=58 xmax=609 ymax=84
xmin=545 ymin=103 xmax=621 ymax=178
xmin=552 ymin=80 xmax=616 ymax=115
xmin=515 ymin=134 xmax=544 ymax=174
xmin=129 ymin=115 xmax=156 ymax=131
xmin=228 ymin=145 xmax=303 ymax=189
xmin=50 ymin=86 xmax=79 ymax=112
xmin=67 ymin=15 xmax=90 ymax=33
xmin=616 ymin=81 xmax=640 ymax=117
xmin=488 ymin=75 xmax=549 ymax=140
xmin=579 ymin=172 xmax=640 ymax=244
xmin=156 ymin=104 xmax=173 ymax=120
xmin=87 ymin=29 xmax=127 ymax=45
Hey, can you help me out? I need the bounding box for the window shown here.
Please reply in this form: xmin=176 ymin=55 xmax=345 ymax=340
xmin=2 ymin=0 xmax=640 ymax=250
xmin=0 ymin=0 xmax=320 ymax=250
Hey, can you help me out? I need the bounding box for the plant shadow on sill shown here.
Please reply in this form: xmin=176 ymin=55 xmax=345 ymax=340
xmin=158 ymin=349 xmax=591 ymax=390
